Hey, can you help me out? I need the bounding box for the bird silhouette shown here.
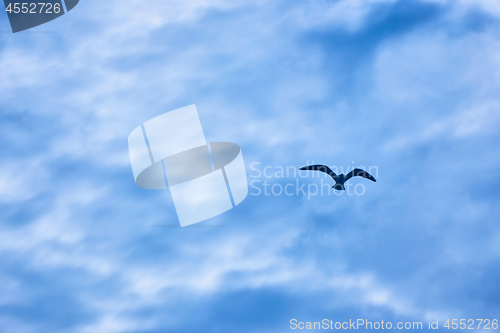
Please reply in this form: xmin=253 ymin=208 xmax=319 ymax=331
xmin=299 ymin=165 xmax=376 ymax=191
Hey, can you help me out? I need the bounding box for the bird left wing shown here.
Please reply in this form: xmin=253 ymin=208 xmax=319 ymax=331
xmin=299 ymin=165 xmax=337 ymax=179
xmin=344 ymin=168 xmax=377 ymax=182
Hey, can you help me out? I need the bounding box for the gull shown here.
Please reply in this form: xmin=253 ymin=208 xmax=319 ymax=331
xmin=299 ymin=165 xmax=376 ymax=191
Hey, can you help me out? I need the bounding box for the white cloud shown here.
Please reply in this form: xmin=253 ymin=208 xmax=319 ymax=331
xmin=287 ymin=0 xmax=399 ymax=32
xmin=0 ymin=159 xmax=49 ymax=203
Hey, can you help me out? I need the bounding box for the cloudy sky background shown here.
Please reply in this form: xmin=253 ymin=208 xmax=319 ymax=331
xmin=1 ymin=0 xmax=500 ymax=331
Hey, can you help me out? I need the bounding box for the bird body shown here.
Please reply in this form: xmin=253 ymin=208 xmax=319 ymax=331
xmin=299 ymin=165 xmax=376 ymax=190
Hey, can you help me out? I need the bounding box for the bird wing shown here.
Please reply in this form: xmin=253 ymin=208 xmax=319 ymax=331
xmin=299 ymin=165 xmax=337 ymax=179
xmin=344 ymin=168 xmax=377 ymax=182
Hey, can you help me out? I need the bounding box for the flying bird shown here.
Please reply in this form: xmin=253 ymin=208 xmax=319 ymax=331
xmin=299 ymin=165 xmax=376 ymax=191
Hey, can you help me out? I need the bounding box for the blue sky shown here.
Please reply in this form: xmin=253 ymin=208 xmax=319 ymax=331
xmin=1 ymin=0 xmax=500 ymax=332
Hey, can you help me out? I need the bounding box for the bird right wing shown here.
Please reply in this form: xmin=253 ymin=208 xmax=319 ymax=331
xmin=299 ymin=165 xmax=337 ymax=179
xmin=344 ymin=168 xmax=377 ymax=182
